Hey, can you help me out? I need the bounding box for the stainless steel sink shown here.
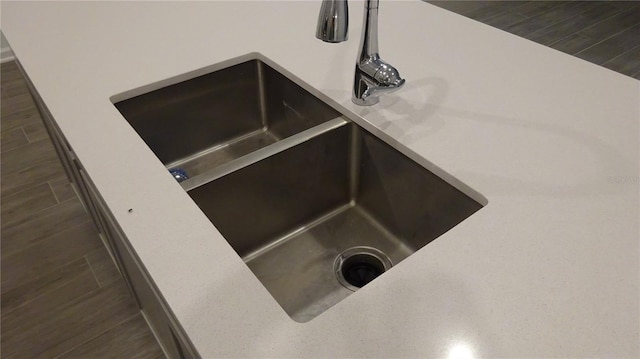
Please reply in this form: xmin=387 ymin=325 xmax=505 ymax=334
xmin=113 ymin=58 xmax=340 ymax=178
xmin=113 ymin=55 xmax=484 ymax=323
xmin=187 ymin=119 xmax=483 ymax=322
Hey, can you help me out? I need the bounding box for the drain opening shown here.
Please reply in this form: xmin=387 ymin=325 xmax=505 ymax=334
xmin=335 ymin=247 xmax=393 ymax=291
xmin=341 ymin=254 xmax=385 ymax=288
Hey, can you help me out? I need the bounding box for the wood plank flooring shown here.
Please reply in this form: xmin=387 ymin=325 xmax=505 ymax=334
xmin=1 ymin=61 xmax=164 ymax=359
xmin=427 ymin=0 xmax=640 ymax=79
xmin=0 ymin=2 xmax=637 ymax=357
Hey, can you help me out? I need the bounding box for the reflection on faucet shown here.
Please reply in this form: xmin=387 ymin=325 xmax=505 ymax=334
xmin=316 ymin=0 xmax=405 ymax=106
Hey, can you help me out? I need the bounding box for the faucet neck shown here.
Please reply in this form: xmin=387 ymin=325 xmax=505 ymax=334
xmin=359 ymin=0 xmax=379 ymax=61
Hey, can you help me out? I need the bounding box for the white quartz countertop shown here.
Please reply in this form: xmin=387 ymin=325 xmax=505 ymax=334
xmin=2 ymin=1 xmax=638 ymax=357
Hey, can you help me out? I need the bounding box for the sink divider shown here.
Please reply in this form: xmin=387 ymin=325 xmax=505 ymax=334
xmin=165 ymin=127 xmax=274 ymax=170
xmin=181 ymin=116 xmax=349 ymax=192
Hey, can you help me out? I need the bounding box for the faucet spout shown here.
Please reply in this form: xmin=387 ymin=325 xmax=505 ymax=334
xmin=316 ymin=0 xmax=405 ymax=106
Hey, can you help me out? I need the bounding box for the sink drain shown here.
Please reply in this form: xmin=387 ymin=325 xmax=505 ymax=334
xmin=335 ymin=247 xmax=393 ymax=291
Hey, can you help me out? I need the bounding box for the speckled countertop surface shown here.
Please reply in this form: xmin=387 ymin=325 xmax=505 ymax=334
xmin=2 ymin=1 xmax=638 ymax=357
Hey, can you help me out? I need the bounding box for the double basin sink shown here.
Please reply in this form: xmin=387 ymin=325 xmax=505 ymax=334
xmin=113 ymin=55 xmax=484 ymax=322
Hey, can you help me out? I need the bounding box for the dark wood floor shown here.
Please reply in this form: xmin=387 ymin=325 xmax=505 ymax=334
xmin=0 ymin=2 xmax=638 ymax=357
xmin=1 ymin=61 xmax=165 ymax=359
xmin=427 ymin=0 xmax=640 ymax=79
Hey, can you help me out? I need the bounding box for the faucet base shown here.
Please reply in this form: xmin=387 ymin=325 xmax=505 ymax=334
xmin=352 ymin=96 xmax=379 ymax=106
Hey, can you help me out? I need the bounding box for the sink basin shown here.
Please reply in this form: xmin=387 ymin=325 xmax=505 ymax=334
xmin=113 ymin=57 xmax=340 ymax=178
xmin=113 ymin=54 xmax=485 ymax=323
xmin=187 ymin=119 xmax=484 ymax=322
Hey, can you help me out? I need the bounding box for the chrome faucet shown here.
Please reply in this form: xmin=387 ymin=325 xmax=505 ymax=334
xmin=316 ymin=0 xmax=405 ymax=106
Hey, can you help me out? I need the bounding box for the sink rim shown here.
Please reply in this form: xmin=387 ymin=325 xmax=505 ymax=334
xmin=108 ymin=51 xmax=489 ymax=323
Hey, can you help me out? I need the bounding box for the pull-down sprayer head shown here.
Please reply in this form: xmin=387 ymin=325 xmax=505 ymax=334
xmin=316 ymin=0 xmax=349 ymax=43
